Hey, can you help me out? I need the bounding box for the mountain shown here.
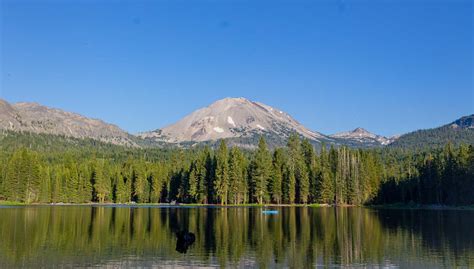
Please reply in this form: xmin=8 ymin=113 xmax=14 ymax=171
xmin=389 ymin=115 xmax=474 ymax=149
xmin=2 ymin=97 xmax=470 ymax=150
xmin=0 ymin=99 xmax=136 ymax=147
xmin=139 ymin=97 xmax=334 ymax=148
xmin=330 ymin=128 xmax=397 ymax=147
xmin=449 ymin=114 xmax=474 ymax=129
xmin=0 ymin=99 xmax=23 ymax=129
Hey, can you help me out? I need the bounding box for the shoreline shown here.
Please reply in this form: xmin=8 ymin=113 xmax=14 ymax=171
xmin=0 ymin=201 xmax=332 ymax=208
xmin=1 ymin=201 xmax=473 ymax=210
xmin=367 ymin=203 xmax=474 ymax=210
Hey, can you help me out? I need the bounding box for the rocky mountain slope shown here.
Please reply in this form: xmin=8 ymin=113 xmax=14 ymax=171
xmin=0 ymin=99 xmax=136 ymax=146
xmin=2 ymin=97 xmax=470 ymax=149
xmin=331 ymin=128 xmax=397 ymax=147
xmin=139 ymin=97 xmax=333 ymax=147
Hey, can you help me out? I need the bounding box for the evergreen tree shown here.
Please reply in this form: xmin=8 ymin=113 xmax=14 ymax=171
xmin=188 ymin=149 xmax=208 ymax=203
xmin=133 ymin=162 xmax=149 ymax=203
xmin=316 ymin=145 xmax=334 ymax=204
xmin=328 ymin=145 xmax=339 ymax=204
xmin=228 ymin=147 xmax=247 ymax=204
xmin=204 ymin=146 xmax=215 ymax=203
xmin=286 ymin=134 xmax=309 ymax=203
xmin=250 ymin=137 xmax=272 ymax=204
xmin=38 ymin=166 xmax=51 ymax=203
xmin=302 ymin=139 xmax=318 ymax=203
xmin=271 ymin=148 xmax=285 ymax=204
xmin=3 ymin=149 xmax=42 ymax=203
xmin=150 ymin=163 xmax=167 ymax=203
xmin=116 ymin=161 xmax=132 ymax=203
xmin=92 ymin=159 xmax=111 ymax=203
xmin=214 ymin=140 xmax=229 ymax=205
xmin=188 ymin=161 xmax=199 ymax=203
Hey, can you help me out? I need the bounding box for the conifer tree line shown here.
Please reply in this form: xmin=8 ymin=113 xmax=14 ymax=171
xmin=0 ymin=134 xmax=473 ymax=205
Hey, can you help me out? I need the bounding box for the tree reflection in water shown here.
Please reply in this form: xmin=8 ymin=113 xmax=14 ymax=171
xmin=0 ymin=206 xmax=472 ymax=268
xmin=176 ymin=230 xmax=196 ymax=254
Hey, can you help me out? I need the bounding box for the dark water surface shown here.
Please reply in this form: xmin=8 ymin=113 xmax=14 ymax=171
xmin=0 ymin=206 xmax=473 ymax=268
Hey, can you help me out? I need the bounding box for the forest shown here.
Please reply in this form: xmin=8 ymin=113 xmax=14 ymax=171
xmin=0 ymin=132 xmax=473 ymax=206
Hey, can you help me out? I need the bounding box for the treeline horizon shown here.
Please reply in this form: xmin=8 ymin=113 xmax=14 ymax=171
xmin=0 ymin=133 xmax=473 ymax=206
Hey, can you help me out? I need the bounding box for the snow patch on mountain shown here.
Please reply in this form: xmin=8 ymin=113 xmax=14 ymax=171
xmin=213 ymin=127 xmax=224 ymax=133
xmin=139 ymin=97 xmax=327 ymax=143
xmin=227 ymin=116 xmax=236 ymax=127
xmin=331 ymin=127 xmax=396 ymax=146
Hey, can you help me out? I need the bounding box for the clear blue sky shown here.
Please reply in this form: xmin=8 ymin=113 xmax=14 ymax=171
xmin=1 ymin=0 xmax=472 ymax=136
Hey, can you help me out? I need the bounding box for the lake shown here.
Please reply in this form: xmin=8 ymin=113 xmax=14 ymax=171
xmin=0 ymin=206 xmax=473 ymax=268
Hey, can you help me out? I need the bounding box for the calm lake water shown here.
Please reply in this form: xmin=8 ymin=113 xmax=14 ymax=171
xmin=0 ymin=206 xmax=473 ymax=268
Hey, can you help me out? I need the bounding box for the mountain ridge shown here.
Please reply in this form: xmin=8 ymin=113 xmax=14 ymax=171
xmin=0 ymin=97 xmax=471 ymax=149
xmin=0 ymin=99 xmax=136 ymax=147
xmin=389 ymin=114 xmax=474 ymax=149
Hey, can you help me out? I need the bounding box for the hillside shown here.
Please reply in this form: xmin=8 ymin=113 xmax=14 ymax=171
xmin=389 ymin=115 xmax=474 ymax=149
xmin=0 ymin=99 xmax=136 ymax=147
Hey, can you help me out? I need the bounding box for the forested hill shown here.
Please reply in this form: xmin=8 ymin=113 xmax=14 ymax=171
xmin=0 ymin=131 xmax=176 ymax=163
xmin=389 ymin=115 xmax=474 ymax=149
xmin=1 ymin=131 xmax=473 ymax=206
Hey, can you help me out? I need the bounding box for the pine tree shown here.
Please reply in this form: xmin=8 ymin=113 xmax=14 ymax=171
xmin=24 ymin=150 xmax=42 ymax=203
xmin=302 ymin=139 xmax=318 ymax=203
xmin=78 ymin=163 xmax=92 ymax=203
xmin=64 ymin=156 xmax=80 ymax=203
xmin=92 ymin=159 xmax=111 ymax=203
xmin=228 ymin=147 xmax=247 ymax=204
xmin=203 ymin=146 xmax=214 ymax=203
xmin=271 ymin=148 xmax=285 ymax=204
xmin=3 ymin=149 xmax=24 ymax=201
xmin=188 ymin=160 xmax=199 ymax=203
xmin=284 ymin=165 xmax=296 ymax=204
xmin=150 ymin=163 xmax=167 ymax=203
xmin=286 ymin=134 xmax=309 ymax=203
xmin=116 ymin=173 xmax=129 ymax=203
xmin=133 ymin=162 xmax=149 ymax=203
xmin=328 ymin=145 xmax=339 ymax=204
xmin=3 ymin=149 xmax=42 ymax=203
xmin=51 ymin=167 xmax=63 ymax=203
xmin=38 ymin=166 xmax=51 ymax=203
xmin=250 ymin=137 xmax=272 ymax=204
xmin=316 ymin=145 xmax=334 ymax=204
xmin=214 ymin=140 xmax=229 ymax=205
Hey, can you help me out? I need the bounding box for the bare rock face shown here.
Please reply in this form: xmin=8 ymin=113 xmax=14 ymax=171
xmin=331 ymin=127 xmax=396 ymax=146
xmin=0 ymin=99 xmax=136 ymax=147
xmin=140 ymin=97 xmax=327 ymax=144
xmin=0 ymin=99 xmax=23 ymax=130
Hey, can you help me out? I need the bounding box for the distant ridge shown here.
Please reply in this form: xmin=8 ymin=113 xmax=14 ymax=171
xmin=330 ymin=127 xmax=396 ymax=146
xmin=0 ymin=97 xmax=471 ymax=149
xmin=0 ymin=99 xmax=136 ymax=147
xmin=389 ymin=115 xmax=474 ymax=149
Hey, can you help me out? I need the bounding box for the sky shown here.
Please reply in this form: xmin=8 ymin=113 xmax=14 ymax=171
xmin=0 ymin=0 xmax=472 ymax=136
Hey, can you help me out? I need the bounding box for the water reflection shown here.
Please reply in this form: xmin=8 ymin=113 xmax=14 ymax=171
xmin=176 ymin=230 xmax=196 ymax=254
xmin=0 ymin=206 xmax=472 ymax=268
